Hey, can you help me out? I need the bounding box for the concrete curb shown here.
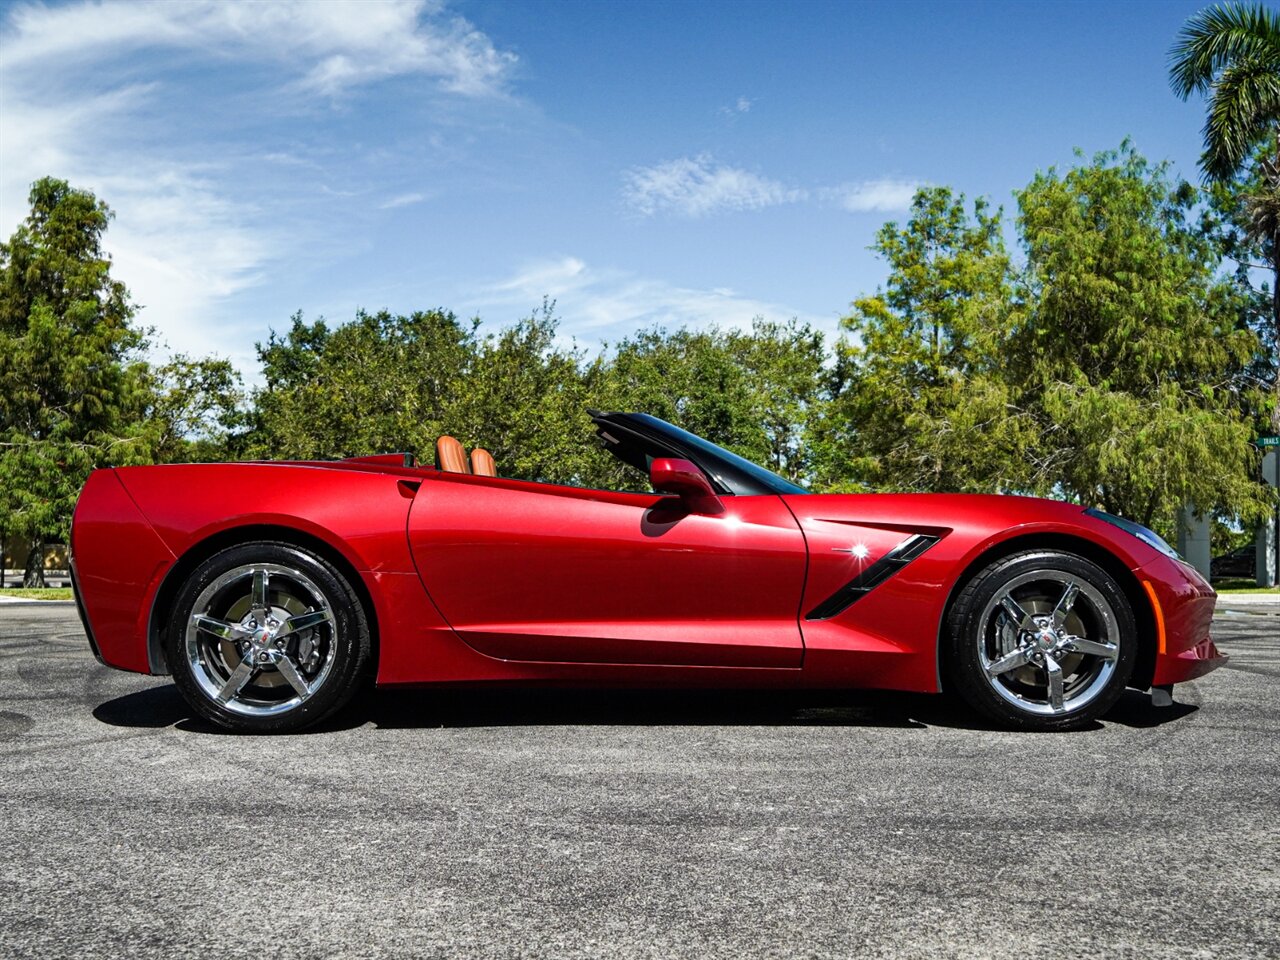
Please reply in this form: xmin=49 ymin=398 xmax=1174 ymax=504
xmin=1214 ymin=593 xmax=1280 ymax=605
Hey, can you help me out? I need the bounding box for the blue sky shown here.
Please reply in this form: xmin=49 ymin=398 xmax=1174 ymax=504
xmin=0 ymin=0 xmax=1217 ymax=379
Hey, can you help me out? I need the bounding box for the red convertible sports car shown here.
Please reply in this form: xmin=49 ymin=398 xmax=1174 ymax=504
xmin=71 ymin=409 xmax=1223 ymax=733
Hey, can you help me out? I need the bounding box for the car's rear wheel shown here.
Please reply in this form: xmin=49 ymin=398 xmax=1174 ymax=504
xmin=945 ymin=550 xmax=1136 ymax=731
xmin=166 ymin=542 xmax=371 ymax=733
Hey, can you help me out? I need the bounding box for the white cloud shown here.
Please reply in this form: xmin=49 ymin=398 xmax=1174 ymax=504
xmin=622 ymin=157 xmax=922 ymax=220
xmin=623 ymin=155 xmax=805 ymax=218
xmin=0 ymin=0 xmax=515 ymax=367
xmin=717 ymin=96 xmax=753 ymax=119
xmin=825 ymin=178 xmax=922 ymax=213
xmin=474 ymin=256 xmax=835 ymax=349
xmin=1 ymin=0 xmax=516 ymax=98
xmin=379 ymin=192 xmax=428 ymax=210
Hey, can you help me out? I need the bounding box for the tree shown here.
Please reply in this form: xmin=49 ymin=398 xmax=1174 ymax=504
xmin=725 ymin=319 xmax=826 ymax=484
xmin=1170 ymin=2 xmax=1280 ymax=430
xmin=1013 ymin=144 xmax=1268 ymax=533
xmin=599 ymin=319 xmax=827 ymax=487
xmin=251 ymin=308 xmax=479 ymax=461
xmin=446 ymin=302 xmax=607 ymax=486
xmin=820 ymin=187 xmax=1031 ymax=493
xmin=0 ymin=178 xmax=150 ymax=586
xmin=249 ymin=303 xmax=610 ymax=486
xmin=604 ymin=327 xmax=763 ymax=460
xmin=143 ymin=356 xmax=247 ymax=464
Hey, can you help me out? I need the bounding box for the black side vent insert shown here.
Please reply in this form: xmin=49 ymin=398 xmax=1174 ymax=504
xmin=804 ymin=533 xmax=941 ymax=621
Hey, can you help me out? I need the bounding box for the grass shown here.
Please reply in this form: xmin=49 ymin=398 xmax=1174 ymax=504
xmin=0 ymin=587 xmax=73 ymax=600
xmin=1212 ymin=578 xmax=1280 ymax=594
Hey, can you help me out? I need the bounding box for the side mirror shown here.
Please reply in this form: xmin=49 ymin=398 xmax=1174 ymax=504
xmin=650 ymin=458 xmax=723 ymax=515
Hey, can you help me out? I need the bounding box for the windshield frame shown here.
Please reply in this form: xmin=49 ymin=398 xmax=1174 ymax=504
xmin=590 ymin=410 xmax=809 ymax=497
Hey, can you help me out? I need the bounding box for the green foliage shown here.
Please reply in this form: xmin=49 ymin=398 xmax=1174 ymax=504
xmin=825 ymin=147 xmax=1270 ymax=537
xmin=1211 ymin=517 xmax=1256 ymax=556
xmin=250 ymin=302 xmax=609 ymax=486
xmin=248 ymin=307 xmax=829 ymax=492
xmin=1200 ymin=160 xmax=1276 ymax=378
xmin=252 ymin=308 xmax=478 ymax=461
xmin=725 ymin=319 xmax=826 ymax=483
xmin=600 ymin=318 xmax=826 ymax=481
xmin=820 ymin=187 xmax=1032 ymax=492
xmin=447 ymin=303 xmax=606 ymax=486
xmin=1170 ymin=2 xmax=1280 ymax=433
xmin=1016 ymin=149 xmax=1228 ymax=390
xmin=1013 ymin=144 xmax=1269 ymax=533
xmin=0 ymin=179 xmax=152 ymax=582
xmin=143 ymin=356 xmax=247 ymax=463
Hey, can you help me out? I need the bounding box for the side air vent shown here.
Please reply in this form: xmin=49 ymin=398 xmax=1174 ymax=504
xmin=805 ymin=533 xmax=941 ymax=621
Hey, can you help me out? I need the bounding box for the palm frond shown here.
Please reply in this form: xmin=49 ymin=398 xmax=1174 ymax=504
xmin=1169 ymin=2 xmax=1280 ymax=99
xmin=1201 ymin=57 xmax=1280 ymax=178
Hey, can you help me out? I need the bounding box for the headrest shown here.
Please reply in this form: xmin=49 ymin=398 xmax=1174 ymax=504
xmin=436 ymin=436 xmax=470 ymax=474
xmin=471 ymin=447 xmax=497 ymax=477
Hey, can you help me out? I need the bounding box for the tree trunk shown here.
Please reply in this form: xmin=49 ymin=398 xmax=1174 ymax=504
xmin=1272 ymin=242 xmax=1280 ymax=435
xmin=1271 ymin=136 xmax=1280 ymax=436
xmin=23 ymin=538 xmax=45 ymax=589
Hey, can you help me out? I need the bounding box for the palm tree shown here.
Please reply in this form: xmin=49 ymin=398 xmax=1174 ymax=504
xmin=1170 ymin=2 xmax=1280 ymax=430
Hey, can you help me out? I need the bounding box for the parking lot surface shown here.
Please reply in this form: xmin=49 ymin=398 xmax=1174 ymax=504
xmin=1 ymin=602 xmax=1277 ymax=959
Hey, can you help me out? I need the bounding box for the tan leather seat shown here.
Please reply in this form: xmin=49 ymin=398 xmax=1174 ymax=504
xmin=436 ymin=436 xmax=470 ymax=474
xmin=470 ymin=447 xmax=497 ymax=477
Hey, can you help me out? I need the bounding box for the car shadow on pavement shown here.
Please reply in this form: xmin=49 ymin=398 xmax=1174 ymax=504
xmin=1099 ymin=688 xmax=1199 ymax=728
xmin=92 ymin=684 xmax=1198 ymax=735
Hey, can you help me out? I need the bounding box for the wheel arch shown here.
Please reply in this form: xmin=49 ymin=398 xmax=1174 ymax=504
xmin=146 ymin=523 xmax=380 ymax=676
xmin=937 ymin=532 xmax=1157 ymax=694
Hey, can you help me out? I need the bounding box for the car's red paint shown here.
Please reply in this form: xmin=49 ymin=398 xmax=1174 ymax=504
xmin=72 ymin=468 xmax=176 ymax=674
xmin=649 ymin=457 xmax=724 ymax=515
xmin=1138 ymin=552 xmax=1223 ymax=685
xmin=407 ymin=470 xmax=804 ymax=668
xmin=70 ymin=451 xmax=1223 ymax=696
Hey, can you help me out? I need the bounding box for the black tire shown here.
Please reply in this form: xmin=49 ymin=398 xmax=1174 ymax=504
xmin=944 ymin=549 xmax=1136 ymax=731
xmin=165 ymin=542 xmax=372 ymax=733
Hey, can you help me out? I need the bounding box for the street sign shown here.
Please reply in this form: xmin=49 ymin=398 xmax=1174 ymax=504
xmin=1264 ymin=451 xmax=1279 ymax=488
xmin=1257 ymin=435 xmax=1280 ymax=447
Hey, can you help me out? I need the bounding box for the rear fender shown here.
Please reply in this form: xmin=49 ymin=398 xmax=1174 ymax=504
xmin=71 ymin=469 xmax=176 ymax=674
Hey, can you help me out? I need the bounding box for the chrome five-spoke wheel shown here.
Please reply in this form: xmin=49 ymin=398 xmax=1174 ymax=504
xmin=167 ymin=542 xmax=372 ymax=733
xmin=947 ymin=550 xmax=1136 ymax=731
xmin=186 ymin=563 xmax=337 ymax=718
xmin=977 ymin=571 xmax=1119 ymax=716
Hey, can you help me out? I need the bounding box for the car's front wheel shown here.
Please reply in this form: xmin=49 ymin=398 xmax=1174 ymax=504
xmin=945 ymin=550 xmax=1137 ymax=731
xmin=166 ymin=542 xmax=372 ymax=733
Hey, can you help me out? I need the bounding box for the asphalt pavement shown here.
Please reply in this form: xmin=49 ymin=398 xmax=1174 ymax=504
xmin=1 ymin=601 xmax=1277 ymax=959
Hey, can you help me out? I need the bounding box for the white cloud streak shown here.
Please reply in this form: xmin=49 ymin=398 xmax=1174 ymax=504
xmin=624 ymin=156 xmax=922 ymax=219
xmin=824 ymin=178 xmax=923 ymax=213
xmin=623 ymin=155 xmax=805 ymax=218
xmin=379 ymin=192 xmax=428 ymax=210
xmin=2 ymin=0 xmax=516 ymax=98
xmin=476 ymin=256 xmax=834 ymax=348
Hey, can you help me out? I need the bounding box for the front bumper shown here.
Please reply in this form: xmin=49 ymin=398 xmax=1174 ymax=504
xmin=1137 ymin=555 xmax=1227 ymax=686
xmin=1154 ymin=636 xmax=1226 ymax=685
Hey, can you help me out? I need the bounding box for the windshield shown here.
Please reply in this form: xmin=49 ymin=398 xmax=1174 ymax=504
xmin=631 ymin=414 xmax=810 ymax=496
